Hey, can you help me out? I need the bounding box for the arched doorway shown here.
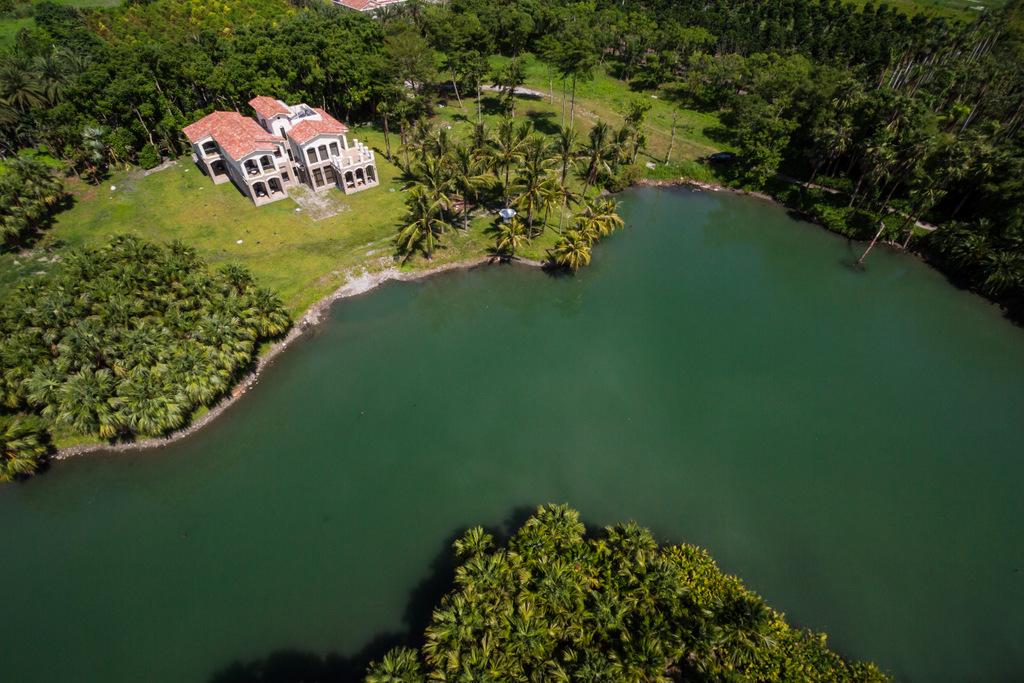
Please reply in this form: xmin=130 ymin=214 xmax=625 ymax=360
xmin=345 ymin=171 xmax=355 ymax=189
xmin=210 ymin=160 xmax=227 ymax=178
xmin=268 ymin=178 xmax=282 ymax=195
xmin=355 ymin=167 xmax=365 ymax=185
xmin=253 ymin=182 xmax=268 ymax=199
xmin=367 ymin=165 xmax=377 ymax=183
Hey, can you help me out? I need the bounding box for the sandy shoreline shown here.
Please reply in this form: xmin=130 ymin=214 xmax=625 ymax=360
xmin=53 ymin=254 xmax=545 ymax=460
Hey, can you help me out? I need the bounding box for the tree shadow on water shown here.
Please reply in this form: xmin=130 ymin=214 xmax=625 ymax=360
xmin=204 ymin=505 xmax=601 ymax=683
xmin=204 ymin=525 xmax=478 ymax=683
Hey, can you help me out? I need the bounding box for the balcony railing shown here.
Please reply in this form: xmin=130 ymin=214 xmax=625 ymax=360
xmin=329 ymin=140 xmax=376 ymax=170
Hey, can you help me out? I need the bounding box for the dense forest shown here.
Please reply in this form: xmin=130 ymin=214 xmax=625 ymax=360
xmin=364 ymin=504 xmax=892 ymax=682
xmin=0 ymin=236 xmax=290 ymax=479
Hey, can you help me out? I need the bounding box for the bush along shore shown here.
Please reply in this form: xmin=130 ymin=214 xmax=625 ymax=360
xmin=366 ymin=504 xmax=893 ymax=683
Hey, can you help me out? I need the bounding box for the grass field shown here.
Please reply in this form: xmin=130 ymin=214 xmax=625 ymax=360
xmin=844 ymin=0 xmax=1004 ymax=17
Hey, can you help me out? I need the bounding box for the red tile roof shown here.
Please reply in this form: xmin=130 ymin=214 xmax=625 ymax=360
xmin=249 ymin=96 xmax=291 ymax=119
xmin=183 ymin=111 xmax=284 ymax=160
xmin=287 ymin=109 xmax=349 ymax=145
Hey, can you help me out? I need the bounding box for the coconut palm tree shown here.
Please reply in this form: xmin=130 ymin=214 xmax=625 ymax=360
xmin=398 ymin=186 xmax=452 ymax=260
xmin=489 ymin=118 xmax=532 ymax=206
xmin=580 ymin=121 xmax=615 ymax=198
xmin=366 ymin=647 xmax=424 ymax=683
xmin=407 ymin=154 xmax=454 ymax=221
xmin=551 ymin=230 xmax=592 ymax=271
xmin=494 ymin=216 xmax=527 ymax=257
xmin=449 ymin=143 xmax=492 ymax=232
xmin=0 ymin=416 xmax=49 ymax=481
xmin=575 ymin=199 xmax=624 ymax=245
xmin=511 ymin=134 xmax=556 ymax=236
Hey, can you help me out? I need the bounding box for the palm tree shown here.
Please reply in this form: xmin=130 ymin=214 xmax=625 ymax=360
xmin=551 ymin=230 xmax=592 ymax=271
xmin=494 ymin=216 xmax=527 ymax=257
xmin=0 ymin=155 xmax=64 ymax=243
xmin=489 ymin=118 xmax=532 ymax=206
xmin=536 ymin=177 xmax=562 ymax=236
xmin=449 ymin=143 xmax=492 ymax=232
xmin=397 ymin=186 xmax=451 ymax=260
xmin=575 ymin=199 xmax=624 ymax=245
xmin=365 ymin=647 xmax=424 ymax=683
xmin=553 ymin=126 xmax=580 ymax=189
xmin=0 ymin=417 xmax=49 ymax=481
xmin=0 ymin=55 xmax=45 ymax=113
xmin=580 ymin=121 xmax=615 ymax=198
xmin=80 ymin=125 xmax=108 ymax=183
xmin=511 ymin=134 xmax=556 ymax=236
xmin=406 ymin=155 xmax=454 ymax=223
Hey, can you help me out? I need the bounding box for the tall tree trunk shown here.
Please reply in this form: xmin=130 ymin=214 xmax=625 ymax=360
xmin=382 ymin=114 xmax=392 ymax=161
xmin=463 ymin=202 xmax=470 ymax=233
xmin=665 ymin=110 xmax=677 ymax=165
xmin=570 ymin=76 xmax=578 ymax=132
xmin=561 ymin=79 xmax=567 ymax=128
xmin=133 ymin=108 xmax=155 ymax=146
xmin=451 ymin=69 xmax=463 ymax=109
xmin=548 ymin=65 xmax=553 ymax=104
xmin=848 ymin=173 xmax=864 ymax=208
xmin=899 ymin=212 xmax=918 ymax=249
xmin=558 ymin=194 xmax=567 ymax=234
xmin=400 ymin=123 xmax=409 ymax=168
xmin=477 ymin=76 xmax=482 ymax=124
xmin=856 ymin=221 xmax=888 ymax=266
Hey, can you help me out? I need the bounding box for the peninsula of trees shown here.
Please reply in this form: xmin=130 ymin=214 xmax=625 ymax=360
xmin=366 ymin=505 xmax=892 ymax=682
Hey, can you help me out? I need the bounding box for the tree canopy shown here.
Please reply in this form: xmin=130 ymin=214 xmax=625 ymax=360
xmin=0 ymin=235 xmax=291 ymax=477
xmin=366 ymin=504 xmax=892 ymax=683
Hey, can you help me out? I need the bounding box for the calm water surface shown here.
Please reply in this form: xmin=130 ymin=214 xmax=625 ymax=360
xmin=2 ymin=187 xmax=1022 ymax=683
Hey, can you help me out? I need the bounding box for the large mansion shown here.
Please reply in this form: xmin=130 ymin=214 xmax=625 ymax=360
xmin=183 ymin=96 xmax=378 ymax=206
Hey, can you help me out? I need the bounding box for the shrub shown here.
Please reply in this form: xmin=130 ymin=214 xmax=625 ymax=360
xmin=606 ymin=164 xmax=643 ymax=192
xmin=138 ymin=143 xmax=161 ymax=170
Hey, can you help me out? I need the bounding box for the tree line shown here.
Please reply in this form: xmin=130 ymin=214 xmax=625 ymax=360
xmin=365 ymin=504 xmax=892 ymax=682
xmin=0 ymin=235 xmax=291 ymax=480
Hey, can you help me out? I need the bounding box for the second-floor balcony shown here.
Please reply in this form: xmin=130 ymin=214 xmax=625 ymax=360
xmin=244 ymin=155 xmax=278 ymax=177
xmin=330 ymin=140 xmax=375 ymax=169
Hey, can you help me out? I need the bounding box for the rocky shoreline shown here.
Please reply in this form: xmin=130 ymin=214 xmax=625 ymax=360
xmin=53 ymin=254 xmax=544 ymax=460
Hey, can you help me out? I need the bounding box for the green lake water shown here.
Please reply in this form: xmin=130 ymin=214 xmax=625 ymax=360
xmin=1 ymin=187 xmax=1022 ymax=683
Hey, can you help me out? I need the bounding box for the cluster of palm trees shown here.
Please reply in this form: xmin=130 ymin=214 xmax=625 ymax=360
xmin=365 ymin=504 xmax=891 ymax=682
xmin=394 ymin=116 xmax=633 ymax=269
xmin=0 ymin=155 xmax=65 ymax=246
xmin=0 ymin=415 xmax=50 ymax=482
xmin=0 ymin=235 xmax=291 ymax=464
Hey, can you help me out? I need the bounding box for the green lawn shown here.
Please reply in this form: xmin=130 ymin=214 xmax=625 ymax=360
xmin=843 ymin=0 xmax=1003 ymax=18
xmin=40 ymin=128 xmax=408 ymax=315
xmin=481 ymin=54 xmax=723 ymax=165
